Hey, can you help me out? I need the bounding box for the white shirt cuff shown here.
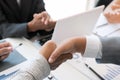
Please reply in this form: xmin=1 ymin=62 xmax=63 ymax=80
xmin=83 ymin=35 xmax=102 ymax=58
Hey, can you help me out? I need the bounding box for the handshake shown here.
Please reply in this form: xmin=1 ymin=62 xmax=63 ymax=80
xmin=39 ymin=40 xmax=72 ymax=70
xmin=0 ymin=40 xmax=72 ymax=70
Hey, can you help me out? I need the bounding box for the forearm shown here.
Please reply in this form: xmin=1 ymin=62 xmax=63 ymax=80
xmin=7 ymin=55 xmax=50 ymax=80
xmin=100 ymin=37 xmax=120 ymax=64
xmin=0 ymin=22 xmax=29 ymax=38
xmin=74 ymin=37 xmax=86 ymax=54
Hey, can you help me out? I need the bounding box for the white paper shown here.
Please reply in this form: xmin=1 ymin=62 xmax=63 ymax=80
xmin=52 ymin=6 xmax=104 ymax=44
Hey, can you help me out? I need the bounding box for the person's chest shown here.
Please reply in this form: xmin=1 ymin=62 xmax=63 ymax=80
xmin=0 ymin=0 xmax=36 ymax=22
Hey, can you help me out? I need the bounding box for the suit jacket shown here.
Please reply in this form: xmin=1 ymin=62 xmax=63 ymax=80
xmin=96 ymin=0 xmax=113 ymax=7
xmin=0 ymin=0 xmax=52 ymax=39
xmin=100 ymin=37 xmax=120 ymax=65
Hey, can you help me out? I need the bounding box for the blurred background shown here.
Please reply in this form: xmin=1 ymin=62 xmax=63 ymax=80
xmin=44 ymin=0 xmax=98 ymax=20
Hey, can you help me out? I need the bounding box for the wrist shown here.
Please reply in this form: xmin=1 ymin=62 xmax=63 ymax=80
xmin=39 ymin=41 xmax=56 ymax=60
xmin=27 ymin=21 xmax=36 ymax=32
xmin=74 ymin=37 xmax=86 ymax=54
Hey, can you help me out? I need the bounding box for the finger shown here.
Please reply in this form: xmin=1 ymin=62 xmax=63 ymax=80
xmin=112 ymin=4 xmax=120 ymax=10
xmin=0 ymin=47 xmax=12 ymax=56
xmin=54 ymin=53 xmax=72 ymax=63
xmin=44 ymin=18 xmax=49 ymax=25
xmin=33 ymin=13 xmax=38 ymax=18
xmin=115 ymin=11 xmax=120 ymax=15
xmin=48 ymin=50 xmax=62 ymax=63
xmin=40 ymin=40 xmax=56 ymax=60
xmin=0 ymin=42 xmax=12 ymax=48
xmin=0 ymin=54 xmax=9 ymax=61
xmin=50 ymin=54 xmax=72 ymax=70
xmin=44 ymin=14 xmax=51 ymax=25
xmin=34 ymin=13 xmax=43 ymax=20
xmin=48 ymin=44 xmax=69 ymax=63
xmin=42 ymin=16 xmax=50 ymax=25
xmin=41 ymin=12 xmax=50 ymax=24
xmin=114 ymin=9 xmax=120 ymax=15
xmin=40 ymin=17 xmax=44 ymax=23
xmin=104 ymin=12 xmax=110 ymax=17
xmin=48 ymin=19 xmax=56 ymax=28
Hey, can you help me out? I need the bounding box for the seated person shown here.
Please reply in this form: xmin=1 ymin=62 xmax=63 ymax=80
xmin=0 ymin=0 xmax=56 ymax=44
xmin=3 ymin=41 xmax=71 ymax=80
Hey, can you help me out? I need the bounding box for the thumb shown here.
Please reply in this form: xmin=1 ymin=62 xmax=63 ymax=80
xmin=48 ymin=49 xmax=61 ymax=63
xmin=33 ymin=13 xmax=38 ymax=18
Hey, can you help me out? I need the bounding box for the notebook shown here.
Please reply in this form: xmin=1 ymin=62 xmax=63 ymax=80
xmin=52 ymin=6 xmax=104 ymax=44
xmin=0 ymin=50 xmax=27 ymax=79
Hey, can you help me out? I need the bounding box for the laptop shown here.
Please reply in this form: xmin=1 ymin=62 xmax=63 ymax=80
xmin=52 ymin=6 xmax=104 ymax=44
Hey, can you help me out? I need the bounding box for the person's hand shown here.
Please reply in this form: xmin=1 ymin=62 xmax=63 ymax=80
xmin=39 ymin=40 xmax=72 ymax=70
xmin=39 ymin=40 xmax=56 ymax=60
xmin=104 ymin=0 xmax=120 ymax=23
xmin=48 ymin=37 xmax=86 ymax=63
xmin=35 ymin=11 xmax=56 ymax=27
xmin=34 ymin=11 xmax=56 ymax=31
xmin=0 ymin=42 xmax=13 ymax=61
xmin=49 ymin=53 xmax=72 ymax=70
xmin=28 ymin=11 xmax=56 ymax=32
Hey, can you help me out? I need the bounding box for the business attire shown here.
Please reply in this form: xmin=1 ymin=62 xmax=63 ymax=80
xmin=0 ymin=0 xmax=52 ymax=39
xmin=83 ymin=35 xmax=120 ymax=65
xmin=7 ymin=54 xmax=50 ymax=80
xmin=96 ymin=0 xmax=113 ymax=7
xmin=6 ymin=36 xmax=120 ymax=79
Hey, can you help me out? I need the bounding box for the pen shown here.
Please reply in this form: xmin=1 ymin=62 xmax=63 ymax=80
xmin=14 ymin=43 xmax=23 ymax=49
xmin=0 ymin=40 xmax=23 ymax=49
xmin=13 ymin=43 xmax=23 ymax=51
xmin=85 ymin=63 xmax=105 ymax=80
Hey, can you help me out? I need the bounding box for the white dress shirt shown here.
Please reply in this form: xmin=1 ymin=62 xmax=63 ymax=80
xmin=83 ymin=35 xmax=102 ymax=58
xmin=83 ymin=14 xmax=120 ymax=59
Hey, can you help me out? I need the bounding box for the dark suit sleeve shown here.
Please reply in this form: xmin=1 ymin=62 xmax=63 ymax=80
xmin=0 ymin=0 xmax=46 ymax=39
xmin=0 ymin=7 xmax=29 ymax=38
xmin=96 ymin=0 xmax=113 ymax=7
xmin=36 ymin=0 xmax=46 ymax=13
xmin=0 ymin=23 xmax=29 ymax=38
xmin=100 ymin=37 xmax=120 ymax=65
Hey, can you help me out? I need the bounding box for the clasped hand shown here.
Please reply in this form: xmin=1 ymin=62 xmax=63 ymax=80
xmin=28 ymin=11 xmax=56 ymax=32
xmin=104 ymin=0 xmax=120 ymax=23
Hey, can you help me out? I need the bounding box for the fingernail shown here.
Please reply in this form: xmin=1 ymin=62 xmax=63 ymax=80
xmin=49 ymin=58 xmax=53 ymax=63
xmin=8 ymin=47 xmax=13 ymax=50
